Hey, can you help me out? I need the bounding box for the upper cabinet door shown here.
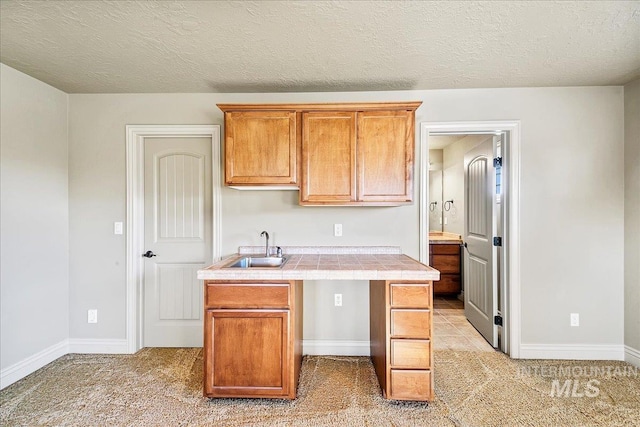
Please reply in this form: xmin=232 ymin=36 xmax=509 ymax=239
xmin=356 ymin=110 xmax=414 ymax=204
xmin=224 ymin=111 xmax=297 ymax=186
xmin=300 ymin=111 xmax=357 ymax=204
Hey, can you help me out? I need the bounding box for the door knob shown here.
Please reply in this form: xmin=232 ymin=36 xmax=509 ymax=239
xmin=142 ymin=250 xmax=157 ymax=258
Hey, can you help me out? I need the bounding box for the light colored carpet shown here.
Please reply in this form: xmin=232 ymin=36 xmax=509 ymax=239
xmin=1 ymin=348 xmax=638 ymax=426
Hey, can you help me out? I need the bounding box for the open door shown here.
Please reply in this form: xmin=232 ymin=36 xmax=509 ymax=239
xmin=463 ymin=139 xmax=498 ymax=348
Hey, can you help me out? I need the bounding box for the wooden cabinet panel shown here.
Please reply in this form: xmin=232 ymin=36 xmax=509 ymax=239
xmin=390 ymin=284 xmax=431 ymax=308
xmin=431 ymin=244 xmax=462 ymax=255
xmin=203 ymin=280 xmax=302 ymax=400
xmin=434 ymin=275 xmax=461 ymax=294
xmin=206 ymin=282 xmax=290 ymax=309
xmin=430 ymin=243 xmax=462 ymax=295
xmin=223 ymin=111 xmax=297 ymax=186
xmin=390 ymin=369 xmax=433 ymax=401
xmin=300 ymin=111 xmax=356 ymax=203
xmin=432 ymin=255 xmax=460 ymax=274
xmin=356 ymin=110 xmax=414 ymax=203
xmin=390 ymin=309 xmax=431 ymax=338
xmin=391 ymin=339 xmax=431 ymax=369
xmin=205 ymin=310 xmax=290 ymax=397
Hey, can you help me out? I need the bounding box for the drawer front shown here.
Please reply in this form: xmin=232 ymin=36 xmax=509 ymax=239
xmin=431 ymin=254 xmax=460 ymax=273
xmin=390 ymin=284 xmax=431 ymax=308
xmin=431 ymin=243 xmax=461 ymax=255
xmin=206 ymin=283 xmax=290 ymax=308
xmin=390 ymin=310 xmax=431 ymax=338
xmin=390 ymin=369 xmax=432 ymax=401
xmin=391 ymin=339 xmax=431 ymax=368
xmin=434 ymin=275 xmax=461 ymax=294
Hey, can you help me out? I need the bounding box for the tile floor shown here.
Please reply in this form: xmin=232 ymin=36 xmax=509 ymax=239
xmin=433 ymin=296 xmax=495 ymax=352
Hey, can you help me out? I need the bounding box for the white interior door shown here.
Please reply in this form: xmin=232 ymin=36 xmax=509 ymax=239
xmin=463 ymin=139 xmax=497 ymax=347
xmin=143 ymin=137 xmax=212 ymax=347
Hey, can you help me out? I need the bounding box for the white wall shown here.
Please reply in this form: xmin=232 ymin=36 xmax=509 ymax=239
xmin=67 ymin=87 xmax=625 ymax=351
xmin=624 ymin=79 xmax=640 ymax=361
xmin=442 ymin=135 xmax=492 ymax=236
xmin=0 ymin=64 xmax=69 ymax=371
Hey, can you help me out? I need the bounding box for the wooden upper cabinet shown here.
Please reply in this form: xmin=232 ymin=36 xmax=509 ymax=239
xmin=300 ymin=112 xmax=356 ymax=203
xmin=357 ymin=110 xmax=414 ymax=203
xmin=218 ymin=102 xmax=421 ymax=204
xmin=222 ymin=110 xmax=297 ymax=186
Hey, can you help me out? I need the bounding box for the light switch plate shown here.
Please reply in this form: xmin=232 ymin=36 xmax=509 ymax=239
xmin=114 ymin=222 xmax=123 ymax=235
xmin=570 ymin=313 xmax=579 ymax=327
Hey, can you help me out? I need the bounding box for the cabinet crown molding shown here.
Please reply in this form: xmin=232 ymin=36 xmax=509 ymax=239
xmin=217 ymin=102 xmax=422 ymax=112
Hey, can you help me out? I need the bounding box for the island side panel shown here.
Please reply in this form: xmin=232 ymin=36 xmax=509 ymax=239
xmin=369 ymin=279 xmax=389 ymax=396
xmin=291 ymin=280 xmax=304 ymax=398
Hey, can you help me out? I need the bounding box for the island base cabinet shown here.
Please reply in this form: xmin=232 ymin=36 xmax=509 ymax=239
xmin=370 ymin=280 xmax=434 ymax=401
xmin=203 ymin=280 xmax=303 ymax=400
xmin=204 ymin=310 xmax=291 ymax=398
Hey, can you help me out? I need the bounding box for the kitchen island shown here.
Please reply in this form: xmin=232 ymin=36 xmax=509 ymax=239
xmin=197 ymin=246 xmax=439 ymax=401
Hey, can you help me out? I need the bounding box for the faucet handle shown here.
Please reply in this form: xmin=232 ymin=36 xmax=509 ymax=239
xmin=276 ymin=246 xmax=283 ymax=257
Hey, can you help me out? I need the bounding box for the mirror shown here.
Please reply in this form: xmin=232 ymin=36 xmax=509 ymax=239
xmin=429 ymin=170 xmax=443 ymax=231
xmin=429 ymin=135 xmax=495 ymax=235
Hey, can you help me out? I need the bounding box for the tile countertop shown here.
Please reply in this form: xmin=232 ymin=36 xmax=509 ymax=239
xmin=197 ymin=246 xmax=440 ymax=281
xmin=429 ymin=231 xmax=463 ymax=244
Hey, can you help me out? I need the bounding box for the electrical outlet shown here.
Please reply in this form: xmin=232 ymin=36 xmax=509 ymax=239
xmin=334 ymin=293 xmax=342 ymax=307
xmin=570 ymin=313 xmax=579 ymax=327
xmin=114 ymin=222 xmax=123 ymax=235
xmin=334 ymin=224 xmax=343 ymax=237
xmin=88 ymin=309 xmax=98 ymax=324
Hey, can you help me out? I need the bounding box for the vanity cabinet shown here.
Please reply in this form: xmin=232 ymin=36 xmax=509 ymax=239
xmin=429 ymin=243 xmax=462 ymax=295
xmin=370 ymin=281 xmax=434 ymax=401
xmin=220 ymin=109 xmax=298 ymax=187
xmin=218 ymin=102 xmax=420 ymax=205
xmin=203 ymin=281 xmax=303 ymax=399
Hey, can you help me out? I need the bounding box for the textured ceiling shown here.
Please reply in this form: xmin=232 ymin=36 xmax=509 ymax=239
xmin=1 ymin=1 xmax=639 ymax=93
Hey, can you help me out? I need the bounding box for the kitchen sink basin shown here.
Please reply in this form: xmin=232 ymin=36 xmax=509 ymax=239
xmin=224 ymin=256 xmax=288 ymax=268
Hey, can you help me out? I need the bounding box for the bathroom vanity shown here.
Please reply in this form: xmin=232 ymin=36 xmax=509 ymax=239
xmin=429 ymin=232 xmax=463 ymax=295
xmin=197 ymin=246 xmax=439 ymax=401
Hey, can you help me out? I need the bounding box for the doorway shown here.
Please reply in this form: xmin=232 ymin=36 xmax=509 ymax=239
xmin=419 ymin=121 xmax=521 ymax=357
xmin=125 ymin=125 xmax=221 ymax=353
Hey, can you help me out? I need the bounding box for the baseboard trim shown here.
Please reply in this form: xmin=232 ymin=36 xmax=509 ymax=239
xmin=519 ymin=343 xmax=625 ymax=360
xmin=0 ymin=340 xmax=69 ymax=390
xmin=68 ymin=338 xmax=129 ymax=354
xmin=302 ymin=340 xmax=370 ymax=356
xmin=625 ymin=345 xmax=640 ymax=367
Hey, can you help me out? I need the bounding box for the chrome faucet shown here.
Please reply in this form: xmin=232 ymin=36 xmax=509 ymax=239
xmin=260 ymin=231 xmax=270 ymax=257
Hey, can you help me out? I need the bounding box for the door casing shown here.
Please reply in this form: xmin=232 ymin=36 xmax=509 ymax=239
xmin=126 ymin=125 xmax=222 ymax=353
xmin=419 ymin=121 xmax=521 ymax=358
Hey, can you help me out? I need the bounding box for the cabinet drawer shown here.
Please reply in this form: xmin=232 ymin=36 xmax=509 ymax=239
xmin=391 ymin=339 xmax=431 ymax=368
xmin=390 ymin=284 xmax=431 ymax=308
xmin=434 ymin=275 xmax=461 ymax=294
xmin=206 ymin=283 xmax=290 ymax=308
xmin=431 ymin=255 xmax=460 ymax=273
xmin=390 ymin=369 xmax=432 ymax=400
xmin=431 ymin=244 xmax=461 ymax=255
xmin=390 ymin=310 xmax=431 ymax=338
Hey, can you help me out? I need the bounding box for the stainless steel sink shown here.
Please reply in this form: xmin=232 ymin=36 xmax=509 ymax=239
xmin=224 ymin=256 xmax=288 ymax=268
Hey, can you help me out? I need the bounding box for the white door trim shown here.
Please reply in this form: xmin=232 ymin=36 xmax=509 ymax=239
xmin=125 ymin=125 xmax=221 ymax=353
xmin=419 ymin=121 xmax=521 ymax=358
